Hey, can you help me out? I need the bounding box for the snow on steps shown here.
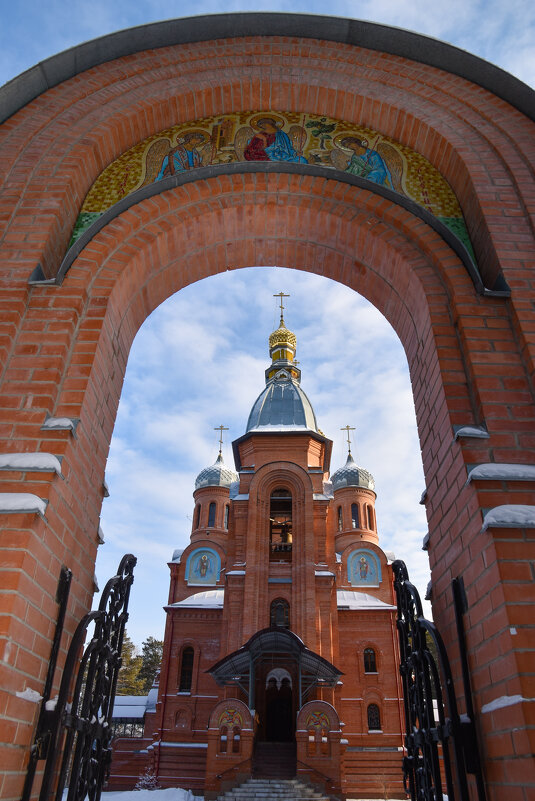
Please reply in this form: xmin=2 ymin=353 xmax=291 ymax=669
xmin=216 ymin=777 xmax=329 ymax=801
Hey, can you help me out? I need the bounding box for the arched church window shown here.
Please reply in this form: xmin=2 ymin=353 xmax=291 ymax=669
xmin=219 ymin=725 xmax=228 ymax=753
xmin=208 ymin=502 xmax=216 ymax=527
xmin=270 ymin=489 xmax=292 ymax=561
xmin=224 ymin=504 xmax=229 ymax=529
xmin=194 ymin=504 xmax=201 ymax=528
xmin=337 ymin=506 xmax=343 ymax=531
xmin=364 ymin=647 xmax=377 ymax=673
xmin=232 ymin=725 xmax=241 ymax=753
xmin=366 ymin=505 xmax=373 ymax=530
xmin=351 ymin=504 xmax=359 ymax=529
xmin=178 ymin=646 xmax=194 ymax=692
xmin=367 ymin=703 xmax=381 ymax=730
xmin=270 ymin=598 xmax=290 ymax=628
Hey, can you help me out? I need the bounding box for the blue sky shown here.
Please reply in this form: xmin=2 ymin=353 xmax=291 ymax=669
xmin=2 ymin=2 xmax=533 ymax=647
xmin=1 ymin=0 xmax=534 ymax=88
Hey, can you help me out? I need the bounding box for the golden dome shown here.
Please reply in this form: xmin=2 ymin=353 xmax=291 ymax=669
xmin=269 ymin=322 xmax=297 ymax=350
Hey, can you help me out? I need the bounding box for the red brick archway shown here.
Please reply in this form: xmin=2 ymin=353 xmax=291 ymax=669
xmin=1 ymin=16 xmax=534 ymax=800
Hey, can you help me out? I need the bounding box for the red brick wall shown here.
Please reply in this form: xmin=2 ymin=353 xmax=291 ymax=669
xmin=1 ymin=32 xmax=534 ymax=800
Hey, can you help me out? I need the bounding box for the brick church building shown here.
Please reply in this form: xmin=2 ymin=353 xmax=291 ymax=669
xmin=110 ymin=307 xmax=405 ymax=799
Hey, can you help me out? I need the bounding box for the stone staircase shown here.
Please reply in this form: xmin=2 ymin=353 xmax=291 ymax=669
xmin=216 ymin=777 xmax=330 ymax=801
xmin=252 ymin=741 xmax=296 ymax=778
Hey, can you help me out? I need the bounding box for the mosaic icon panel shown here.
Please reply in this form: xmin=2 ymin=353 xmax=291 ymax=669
xmin=70 ymin=110 xmax=474 ymax=258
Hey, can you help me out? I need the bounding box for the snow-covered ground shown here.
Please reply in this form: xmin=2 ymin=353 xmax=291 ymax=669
xmin=102 ymin=791 xmax=196 ymax=801
xmin=100 ymin=792 xmax=405 ymax=801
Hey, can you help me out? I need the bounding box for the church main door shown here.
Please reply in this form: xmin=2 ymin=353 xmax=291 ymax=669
xmin=261 ymin=667 xmax=295 ymax=743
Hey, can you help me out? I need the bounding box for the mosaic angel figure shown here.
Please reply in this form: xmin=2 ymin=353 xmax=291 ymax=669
xmin=194 ymin=552 xmax=212 ymax=579
xmin=330 ymin=135 xmax=405 ymax=193
xmin=235 ymin=115 xmax=308 ymax=163
xmin=359 ymin=556 xmax=369 ymax=579
xmin=140 ymin=129 xmax=213 ymax=186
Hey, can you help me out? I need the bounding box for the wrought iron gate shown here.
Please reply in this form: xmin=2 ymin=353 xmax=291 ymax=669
xmin=22 ymin=553 xmax=137 ymax=801
xmin=392 ymin=560 xmax=487 ymax=801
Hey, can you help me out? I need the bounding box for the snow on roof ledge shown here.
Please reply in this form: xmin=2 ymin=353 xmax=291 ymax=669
xmin=336 ymin=590 xmax=396 ymax=610
xmin=453 ymin=424 xmax=489 ymax=440
xmin=467 ymin=463 xmax=535 ymax=483
xmin=168 ymin=589 xmax=224 ymax=608
xmin=41 ymin=416 xmax=79 ymax=435
xmin=112 ymin=694 xmax=150 ymax=719
xmin=482 ymin=505 xmax=535 ymax=532
xmin=481 ymin=694 xmax=534 ymax=714
xmin=0 ymin=493 xmax=48 ymax=518
xmin=0 ymin=453 xmax=62 ymax=475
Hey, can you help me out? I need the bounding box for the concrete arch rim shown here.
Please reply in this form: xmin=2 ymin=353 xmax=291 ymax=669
xmin=61 ymin=173 xmax=467 ymax=336
xmin=2 ymin=13 xmax=534 ymax=124
xmin=47 ymin=163 xmax=493 ymax=295
xmin=51 ymin=172 xmax=468 ymax=402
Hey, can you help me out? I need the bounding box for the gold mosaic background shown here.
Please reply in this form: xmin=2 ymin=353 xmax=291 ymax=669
xmin=70 ymin=111 xmax=472 ymax=255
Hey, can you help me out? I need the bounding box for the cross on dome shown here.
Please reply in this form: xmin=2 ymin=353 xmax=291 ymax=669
xmin=214 ymin=424 xmax=229 ymax=456
xmin=273 ymin=291 xmax=290 ymax=326
xmin=341 ymin=425 xmax=356 ymax=457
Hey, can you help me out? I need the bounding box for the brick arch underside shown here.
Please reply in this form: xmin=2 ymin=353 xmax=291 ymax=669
xmin=53 ymin=173 xmax=476 ymax=587
xmin=2 ymin=37 xmax=534 ymax=296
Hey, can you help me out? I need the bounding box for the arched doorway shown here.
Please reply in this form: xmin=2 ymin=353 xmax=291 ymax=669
xmin=265 ymin=668 xmax=294 ymax=743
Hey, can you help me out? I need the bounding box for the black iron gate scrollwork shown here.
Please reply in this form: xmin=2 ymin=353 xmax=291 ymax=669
xmin=392 ymin=559 xmax=487 ymax=801
xmin=22 ymin=553 xmax=137 ymax=801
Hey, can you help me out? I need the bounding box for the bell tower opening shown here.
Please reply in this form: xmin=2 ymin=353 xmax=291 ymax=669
xmin=269 ymin=489 xmax=292 ymax=561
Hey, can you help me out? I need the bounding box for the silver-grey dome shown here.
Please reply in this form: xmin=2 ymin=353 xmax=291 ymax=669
xmin=331 ymin=454 xmax=375 ymax=491
xmin=195 ymin=453 xmax=238 ymax=490
xmin=246 ymin=378 xmax=319 ymax=433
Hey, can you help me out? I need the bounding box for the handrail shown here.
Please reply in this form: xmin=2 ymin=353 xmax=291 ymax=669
xmin=215 ymin=756 xmax=252 ymax=780
xmin=296 ymin=758 xmax=335 ymax=786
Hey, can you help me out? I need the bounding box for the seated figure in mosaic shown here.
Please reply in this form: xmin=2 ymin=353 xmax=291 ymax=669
xmin=141 ymin=130 xmax=211 ymax=186
xmin=156 ymin=131 xmax=209 ymax=178
xmin=331 ymin=135 xmax=405 ymax=192
xmin=236 ymin=117 xmax=307 ymax=164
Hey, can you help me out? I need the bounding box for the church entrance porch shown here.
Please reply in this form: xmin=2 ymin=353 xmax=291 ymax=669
xmin=206 ymin=628 xmax=343 ymax=795
xmin=208 ymin=627 xmax=342 ymax=720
